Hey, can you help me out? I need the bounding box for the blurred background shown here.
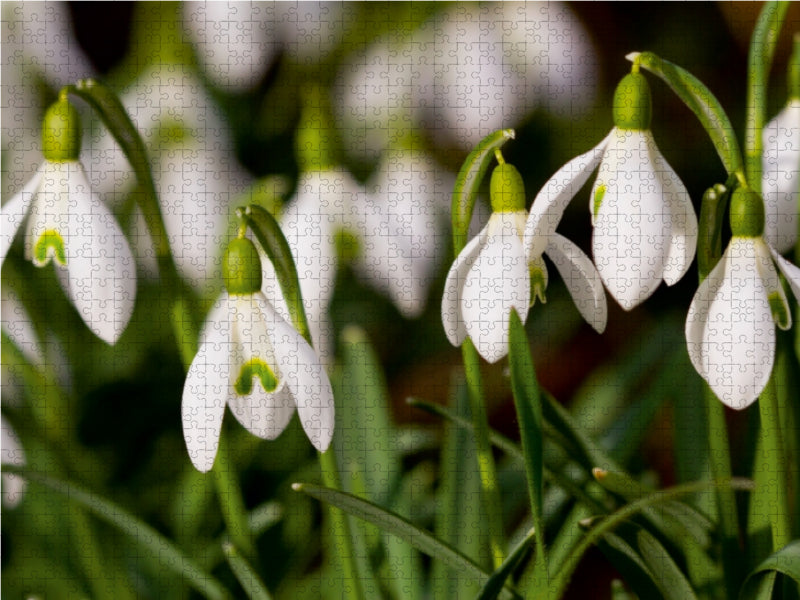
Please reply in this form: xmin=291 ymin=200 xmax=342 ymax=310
xmin=2 ymin=2 xmax=798 ymax=598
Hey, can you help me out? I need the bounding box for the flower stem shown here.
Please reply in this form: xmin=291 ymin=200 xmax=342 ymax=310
xmin=212 ymin=434 xmax=257 ymax=562
xmin=745 ymin=1 xmax=790 ymax=192
xmin=756 ymin=369 xmax=792 ymax=550
xmin=462 ymin=339 xmax=506 ymax=569
xmin=704 ymin=388 xmax=743 ymax=597
xmin=319 ymin=448 xmax=364 ymax=600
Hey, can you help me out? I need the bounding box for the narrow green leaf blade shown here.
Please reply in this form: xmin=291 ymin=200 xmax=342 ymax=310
xmin=741 ymin=541 xmax=800 ymax=599
xmin=451 ymin=128 xmax=515 ymax=254
xmin=476 ymin=528 xmax=537 ymax=600
xmin=6 ymin=467 xmax=231 ymax=600
xmin=293 ymin=482 xmax=521 ymax=600
xmin=223 ymin=542 xmax=273 ymax=600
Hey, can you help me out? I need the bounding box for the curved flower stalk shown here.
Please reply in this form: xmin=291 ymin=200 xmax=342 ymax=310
xmin=354 ymin=148 xmax=453 ymax=319
xmin=544 ymin=72 xmax=698 ymax=309
xmin=686 ymin=188 xmax=800 ymax=409
xmin=761 ymin=98 xmax=800 ymax=253
xmin=1 ymin=99 xmax=136 ymax=345
xmin=182 ymin=237 xmax=334 ymax=472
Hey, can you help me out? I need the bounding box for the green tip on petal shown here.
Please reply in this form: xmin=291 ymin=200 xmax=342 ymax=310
xmin=490 ymin=162 xmax=526 ymax=212
xmin=223 ymin=237 xmax=263 ymax=294
xmin=335 ymin=227 xmax=361 ymax=263
xmin=234 ymin=358 xmax=278 ymax=395
xmin=530 ymin=268 xmax=547 ymax=306
xmin=592 ymin=185 xmax=606 ymax=219
xmin=613 ymin=72 xmax=652 ymax=130
xmin=42 ymin=98 xmax=82 ymax=162
xmin=768 ymin=291 xmax=790 ymax=330
xmin=33 ymin=230 xmax=67 ymax=267
xmin=729 ymin=187 xmax=765 ymax=237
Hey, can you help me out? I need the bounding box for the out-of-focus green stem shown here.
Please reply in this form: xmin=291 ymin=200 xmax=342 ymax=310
xmin=462 ymin=339 xmax=505 ymax=569
xmin=745 ymin=1 xmax=789 ymax=191
xmin=757 ymin=371 xmax=792 ymax=550
xmin=213 ymin=435 xmax=256 ymax=562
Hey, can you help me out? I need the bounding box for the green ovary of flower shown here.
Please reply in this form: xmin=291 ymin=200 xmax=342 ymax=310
xmin=223 ymin=237 xmax=262 ymax=294
xmin=42 ymin=98 xmax=82 ymax=162
xmin=612 ymin=72 xmax=652 ymax=130
xmin=729 ymin=188 xmax=765 ymax=237
xmin=234 ymin=358 xmax=278 ymax=395
xmin=33 ymin=230 xmax=67 ymax=266
xmin=490 ymin=162 xmax=526 ymax=213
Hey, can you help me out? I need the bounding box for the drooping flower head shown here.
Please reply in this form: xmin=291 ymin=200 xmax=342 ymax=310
xmin=443 ymin=152 xmax=608 ymax=363
xmin=1 ymin=97 xmax=136 ymax=344
xmin=686 ymin=187 xmax=800 ymax=409
xmin=182 ymin=234 xmax=334 ymax=472
xmin=542 ymin=71 xmax=698 ymax=310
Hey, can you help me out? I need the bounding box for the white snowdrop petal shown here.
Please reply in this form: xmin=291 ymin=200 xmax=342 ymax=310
xmin=442 ymin=224 xmax=488 ymax=347
xmin=546 ymin=233 xmax=607 ymax=333
xmin=525 ymin=133 xmax=610 ymax=259
xmin=648 ymin=135 xmax=698 ymax=286
xmin=685 ymin=249 xmax=728 ymax=383
xmin=1 ymin=416 xmax=26 ymax=508
xmin=1 ymin=163 xmax=45 ymax=264
xmin=771 ymin=245 xmax=800 ymax=303
xmin=182 ymin=294 xmax=233 ymax=473
xmin=461 ymin=214 xmax=530 ymax=363
xmin=263 ymin=294 xmax=334 ymax=452
xmin=593 ymin=130 xmax=670 ymax=310
xmin=703 ymin=239 xmax=774 ymax=409
xmin=761 ymin=101 xmax=800 ymax=253
xmin=66 ymin=165 xmax=136 ymax=345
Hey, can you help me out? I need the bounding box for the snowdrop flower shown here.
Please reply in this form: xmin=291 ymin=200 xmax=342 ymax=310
xmin=1 ymin=415 xmax=25 ymax=508
xmin=686 ymin=188 xmax=800 ymax=409
xmin=354 ymin=147 xmax=453 ymax=319
xmin=182 ymin=236 xmax=334 ymax=472
xmin=545 ymin=72 xmax=698 ymax=309
xmin=442 ymin=160 xmax=532 ymax=363
xmin=1 ymin=98 xmax=136 ymax=344
xmin=761 ymin=98 xmax=800 ymax=253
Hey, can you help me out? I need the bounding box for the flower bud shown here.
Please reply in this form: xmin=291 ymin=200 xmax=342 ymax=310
xmin=729 ymin=187 xmax=765 ymax=238
xmin=490 ymin=162 xmax=526 ymax=213
xmin=223 ymin=237 xmax=263 ymax=294
xmin=42 ymin=98 xmax=82 ymax=162
xmin=613 ymin=72 xmax=652 ymax=130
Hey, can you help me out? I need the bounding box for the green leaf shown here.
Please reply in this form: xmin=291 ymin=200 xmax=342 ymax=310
xmin=635 ymin=527 xmax=697 ymax=600
xmin=6 ymin=466 xmax=231 ymax=600
xmin=740 ymin=540 xmax=800 ymax=599
xmin=451 ymin=129 xmax=515 ymax=254
xmin=292 ymin=482 xmax=521 ymax=600
xmin=596 ymin=530 xmax=664 ymax=600
xmin=507 ymin=311 xmax=548 ymax=592
xmin=241 ymin=204 xmax=310 ymax=343
xmin=223 ymin=542 xmax=273 ymax=600
xmin=476 ymin=528 xmax=537 ymax=600
xmin=628 ymin=52 xmax=743 ymax=177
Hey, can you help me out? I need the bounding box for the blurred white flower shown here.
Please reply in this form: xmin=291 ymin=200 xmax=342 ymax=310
xmin=184 ymin=1 xmax=281 ymax=92
xmin=686 ymin=235 xmax=800 ymax=409
xmin=413 ymin=2 xmax=597 ymax=152
xmin=182 ymin=289 xmax=334 ymax=472
xmin=761 ymin=99 xmax=800 ymax=253
xmin=354 ymin=148 xmax=453 ymax=318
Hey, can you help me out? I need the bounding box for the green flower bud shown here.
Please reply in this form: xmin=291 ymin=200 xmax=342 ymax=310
xmin=42 ymin=98 xmax=82 ymax=162
xmin=490 ymin=163 xmax=526 ymax=213
xmin=729 ymin=187 xmax=765 ymax=238
xmin=613 ymin=72 xmax=652 ymax=130
xmin=223 ymin=237 xmax=263 ymax=294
